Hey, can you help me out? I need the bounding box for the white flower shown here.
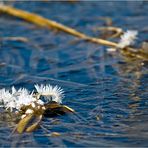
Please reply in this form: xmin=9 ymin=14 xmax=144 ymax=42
xmin=15 ymin=91 xmax=36 ymax=109
xmin=0 ymin=89 xmax=11 ymax=103
xmin=13 ymin=87 xmax=29 ymax=97
xmin=0 ymin=87 xmax=37 ymax=111
xmin=35 ymin=84 xmax=64 ymax=104
xmin=0 ymin=88 xmax=16 ymax=111
xmin=117 ymin=30 xmax=138 ymax=48
xmin=0 ymin=84 xmax=64 ymax=112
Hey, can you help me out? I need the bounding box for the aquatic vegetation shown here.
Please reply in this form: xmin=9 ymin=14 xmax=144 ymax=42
xmin=118 ymin=30 xmax=138 ymax=49
xmin=35 ymin=84 xmax=64 ymax=104
xmin=0 ymin=84 xmax=74 ymax=133
xmin=107 ymin=30 xmax=138 ymax=52
xmin=0 ymin=87 xmax=39 ymax=112
xmin=0 ymin=1 xmax=147 ymax=147
xmin=0 ymin=4 xmax=147 ymax=61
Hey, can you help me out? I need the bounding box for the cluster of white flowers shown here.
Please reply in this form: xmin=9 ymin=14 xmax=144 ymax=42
xmin=35 ymin=84 xmax=64 ymax=104
xmin=0 ymin=87 xmax=38 ymax=111
xmin=117 ymin=30 xmax=138 ymax=49
xmin=0 ymin=84 xmax=64 ymax=112
xmin=107 ymin=30 xmax=138 ymax=53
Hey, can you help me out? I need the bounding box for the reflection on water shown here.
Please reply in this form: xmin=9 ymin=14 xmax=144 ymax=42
xmin=0 ymin=1 xmax=148 ymax=147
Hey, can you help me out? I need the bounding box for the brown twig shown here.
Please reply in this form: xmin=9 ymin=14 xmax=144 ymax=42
xmin=0 ymin=4 xmax=118 ymax=47
xmin=95 ymin=26 xmax=123 ymax=38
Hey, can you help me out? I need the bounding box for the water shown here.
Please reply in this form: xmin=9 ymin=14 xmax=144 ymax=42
xmin=0 ymin=1 xmax=148 ymax=147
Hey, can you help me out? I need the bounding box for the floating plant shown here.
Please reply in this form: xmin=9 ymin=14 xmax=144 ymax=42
xmin=107 ymin=30 xmax=138 ymax=52
xmin=0 ymin=84 xmax=74 ymax=133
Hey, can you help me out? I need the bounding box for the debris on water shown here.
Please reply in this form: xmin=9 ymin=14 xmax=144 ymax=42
xmin=0 ymin=84 xmax=74 ymax=133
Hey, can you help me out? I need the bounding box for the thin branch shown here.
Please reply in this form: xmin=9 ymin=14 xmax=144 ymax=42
xmin=0 ymin=4 xmax=119 ymax=47
xmin=94 ymin=26 xmax=123 ymax=38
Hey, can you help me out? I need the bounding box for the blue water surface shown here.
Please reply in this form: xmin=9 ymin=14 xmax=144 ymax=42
xmin=0 ymin=1 xmax=148 ymax=147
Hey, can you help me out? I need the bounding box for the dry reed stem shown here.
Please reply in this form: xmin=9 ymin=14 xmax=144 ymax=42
xmin=0 ymin=4 xmax=147 ymax=61
xmin=95 ymin=26 xmax=123 ymax=38
xmin=0 ymin=5 xmax=118 ymax=47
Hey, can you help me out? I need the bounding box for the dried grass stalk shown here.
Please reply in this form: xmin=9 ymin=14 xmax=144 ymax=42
xmin=0 ymin=4 xmax=147 ymax=61
xmin=0 ymin=4 xmax=118 ymax=47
